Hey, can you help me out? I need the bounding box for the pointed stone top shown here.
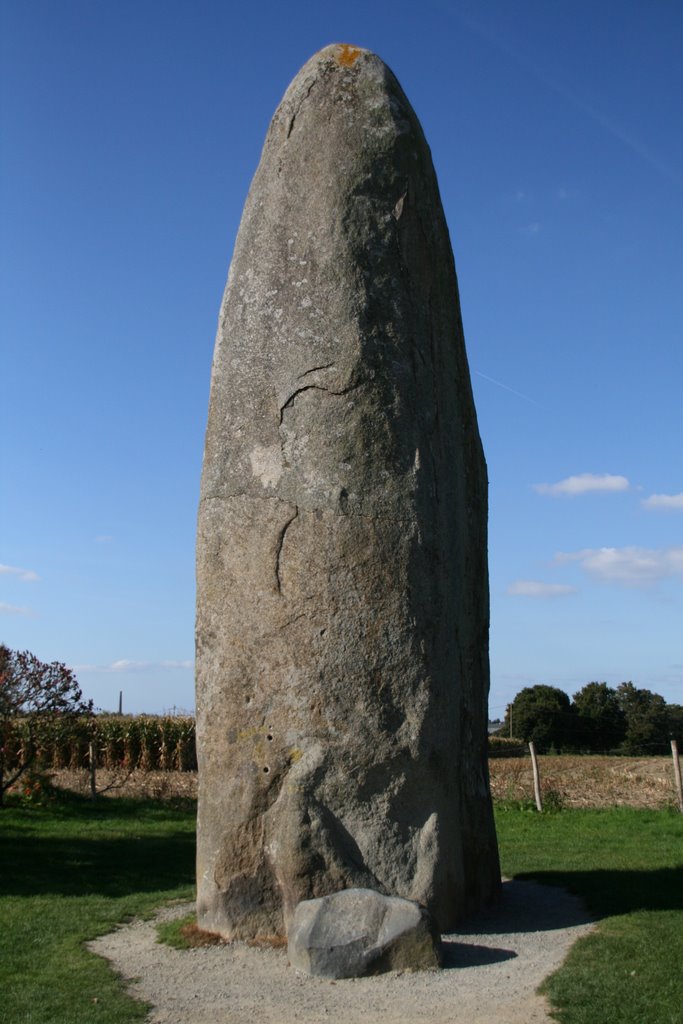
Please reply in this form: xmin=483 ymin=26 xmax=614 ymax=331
xmin=328 ymin=43 xmax=365 ymax=66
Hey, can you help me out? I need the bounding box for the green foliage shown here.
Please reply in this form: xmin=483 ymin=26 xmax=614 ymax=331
xmin=503 ymin=681 xmax=676 ymax=755
xmin=667 ymin=704 xmax=683 ymax=743
xmin=0 ymin=645 xmax=93 ymax=804
xmin=0 ymin=792 xmax=196 ymax=1024
xmin=616 ymin=682 xmax=669 ymax=755
xmin=572 ymin=682 xmax=626 ymax=752
xmin=504 ymin=685 xmax=575 ymax=752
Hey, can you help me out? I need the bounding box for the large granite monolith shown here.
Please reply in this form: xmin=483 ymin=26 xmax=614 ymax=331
xmin=196 ymin=43 xmax=500 ymax=941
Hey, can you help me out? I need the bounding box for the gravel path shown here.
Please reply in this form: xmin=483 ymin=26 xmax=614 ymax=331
xmin=89 ymin=880 xmax=593 ymax=1024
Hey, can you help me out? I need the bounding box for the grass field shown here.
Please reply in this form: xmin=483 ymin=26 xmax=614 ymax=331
xmin=496 ymin=803 xmax=683 ymax=1023
xmin=1 ymin=788 xmax=681 ymax=1024
xmin=0 ymin=790 xmax=195 ymax=1024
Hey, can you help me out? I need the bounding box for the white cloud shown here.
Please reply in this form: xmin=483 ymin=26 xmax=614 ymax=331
xmin=74 ymin=659 xmax=193 ymax=673
xmin=520 ymin=221 xmax=540 ymax=236
xmin=94 ymin=535 xmax=114 ymax=543
xmin=0 ymin=563 xmax=40 ymax=582
xmin=534 ymin=473 xmax=629 ymax=496
xmin=508 ymin=580 xmax=577 ymax=598
xmin=555 ymin=545 xmax=683 ymax=587
xmin=642 ymin=492 xmax=683 ymax=511
xmin=507 ymin=580 xmax=576 ymax=598
xmin=0 ymin=602 xmax=35 ymax=616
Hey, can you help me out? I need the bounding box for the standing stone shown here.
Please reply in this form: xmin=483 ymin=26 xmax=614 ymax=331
xmin=196 ymin=43 xmax=500 ymax=941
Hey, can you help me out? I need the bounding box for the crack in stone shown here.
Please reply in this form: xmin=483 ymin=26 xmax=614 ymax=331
xmin=286 ymin=79 xmax=318 ymax=138
xmin=297 ymin=363 xmax=335 ymax=380
xmin=200 ymin=492 xmax=415 ymax=524
xmin=279 ymin=381 xmax=361 ymax=425
xmin=274 ymin=506 xmax=299 ymax=593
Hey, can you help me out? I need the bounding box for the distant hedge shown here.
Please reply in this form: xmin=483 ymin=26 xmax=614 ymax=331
xmin=487 ymin=736 xmax=527 ymax=758
xmin=3 ymin=715 xmax=197 ymax=773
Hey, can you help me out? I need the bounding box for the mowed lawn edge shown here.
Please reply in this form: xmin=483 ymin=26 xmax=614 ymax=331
xmin=1 ymin=794 xmax=681 ymax=1024
xmin=0 ymin=793 xmax=196 ymax=1024
xmin=496 ymin=805 xmax=683 ymax=1024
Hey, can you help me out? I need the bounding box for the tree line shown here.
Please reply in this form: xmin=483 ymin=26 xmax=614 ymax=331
xmin=500 ymin=681 xmax=683 ymax=755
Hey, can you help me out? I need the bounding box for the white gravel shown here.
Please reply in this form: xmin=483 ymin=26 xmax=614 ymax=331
xmin=89 ymin=880 xmax=593 ymax=1024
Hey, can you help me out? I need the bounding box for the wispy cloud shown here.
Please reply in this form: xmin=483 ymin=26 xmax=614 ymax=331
xmin=535 ymin=473 xmax=629 ymax=496
xmin=74 ymin=659 xmax=193 ymax=673
xmin=507 ymin=580 xmax=577 ymax=598
xmin=0 ymin=602 xmax=36 ymax=616
xmin=520 ymin=221 xmax=541 ymax=236
xmin=94 ymin=535 xmax=114 ymax=544
xmin=0 ymin=563 xmax=40 ymax=582
xmin=555 ymin=545 xmax=683 ymax=587
xmin=642 ymin=492 xmax=683 ymax=511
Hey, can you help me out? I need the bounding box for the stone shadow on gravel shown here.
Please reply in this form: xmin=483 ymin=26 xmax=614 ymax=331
xmin=451 ymin=879 xmax=593 ymax=936
xmin=441 ymin=941 xmax=517 ymax=968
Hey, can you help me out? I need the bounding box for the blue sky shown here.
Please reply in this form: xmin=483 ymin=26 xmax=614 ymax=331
xmin=1 ymin=1 xmax=681 ymax=716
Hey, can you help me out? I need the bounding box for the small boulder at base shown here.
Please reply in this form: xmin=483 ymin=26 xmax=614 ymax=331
xmin=287 ymin=888 xmax=442 ymax=978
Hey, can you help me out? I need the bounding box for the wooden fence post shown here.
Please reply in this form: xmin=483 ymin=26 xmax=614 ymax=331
xmin=88 ymin=741 xmax=97 ymax=801
xmin=671 ymin=739 xmax=683 ymax=813
xmin=529 ymin=741 xmax=543 ymax=812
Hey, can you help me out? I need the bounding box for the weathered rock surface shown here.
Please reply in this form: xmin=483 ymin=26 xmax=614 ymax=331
xmin=287 ymin=888 xmax=441 ymax=978
xmin=196 ymin=42 xmax=500 ymax=941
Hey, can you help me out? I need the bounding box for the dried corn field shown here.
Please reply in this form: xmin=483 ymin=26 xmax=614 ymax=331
xmin=41 ymin=754 xmax=681 ymax=810
xmin=489 ymin=755 xmax=678 ymax=809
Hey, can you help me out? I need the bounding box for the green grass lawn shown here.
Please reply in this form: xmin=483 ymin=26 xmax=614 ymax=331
xmin=496 ymin=804 xmax=683 ymax=1024
xmin=1 ymin=789 xmax=681 ymax=1024
xmin=0 ymin=790 xmax=195 ymax=1024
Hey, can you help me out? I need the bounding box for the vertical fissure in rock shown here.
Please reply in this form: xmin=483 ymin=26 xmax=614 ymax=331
xmin=274 ymin=506 xmax=299 ymax=593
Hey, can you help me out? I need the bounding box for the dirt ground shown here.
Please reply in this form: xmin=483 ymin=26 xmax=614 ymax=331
xmin=48 ymin=754 xmax=678 ymax=808
xmin=488 ymin=754 xmax=678 ymax=808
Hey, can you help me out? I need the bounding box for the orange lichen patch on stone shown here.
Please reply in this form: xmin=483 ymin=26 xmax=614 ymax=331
xmin=336 ymin=44 xmax=362 ymax=67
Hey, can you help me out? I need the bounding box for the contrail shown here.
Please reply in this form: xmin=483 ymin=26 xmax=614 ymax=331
xmin=439 ymin=2 xmax=682 ymax=189
xmin=474 ymin=370 xmax=540 ymax=406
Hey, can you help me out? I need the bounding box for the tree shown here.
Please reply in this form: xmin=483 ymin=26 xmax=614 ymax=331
xmin=667 ymin=704 xmax=683 ymax=744
xmin=572 ymin=682 xmax=626 ymax=752
xmin=504 ymin=685 xmax=575 ymax=752
xmin=616 ymin=682 xmax=669 ymax=755
xmin=0 ymin=645 xmax=93 ymax=805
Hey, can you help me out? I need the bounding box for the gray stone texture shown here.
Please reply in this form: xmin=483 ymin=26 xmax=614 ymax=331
xmin=196 ymin=43 xmax=500 ymax=941
xmin=287 ymin=888 xmax=441 ymax=978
